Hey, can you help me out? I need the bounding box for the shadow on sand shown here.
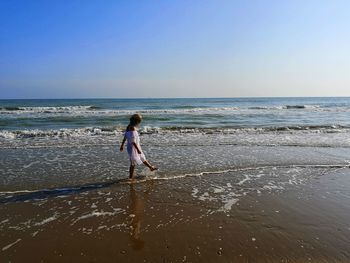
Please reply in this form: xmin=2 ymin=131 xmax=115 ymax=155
xmin=0 ymin=176 xmax=149 ymax=204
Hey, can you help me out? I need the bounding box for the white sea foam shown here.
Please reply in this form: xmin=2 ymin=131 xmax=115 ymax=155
xmin=187 ymin=164 xmax=344 ymax=213
xmin=1 ymin=104 xmax=349 ymax=115
xmin=34 ymin=214 xmax=59 ymax=226
xmin=213 ymin=186 xmax=225 ymax=193
xmin=1 ymin=164 xmax=348 ymax=197
xmin=237 ymin=174 xmax=251 ymax=186
xmin=0 ymin=106 xmax=240 ymax=115
xmin=23 ymin=161 xmax=40 ymax=169
xmin=0 ymin=219 xmax=9 ymax=224
xmin=2 ymin=238 xmax=21 ymax=251
xmin=192 ymin=188 xmax=199 ymax=198
xmin=0 ymin=127 xmax=119 ymax=139
xmin=192 ymin=184 xmax=243 ymax=212
xmin=222 ymin=198 xmax=239 ymax=211
xmin=0 ymin=105 xmax=96 ymax=113
xmin=72 ymin=209 xmax=123 ymax=224
xmin=1 ymin=124 xmax=349 ymax=145
xmin=262 ymin=184 xmax=285 ymax=191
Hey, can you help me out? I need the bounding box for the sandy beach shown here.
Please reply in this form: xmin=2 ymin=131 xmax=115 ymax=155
xmin=1 ymin=145 xmax=350 ymax=262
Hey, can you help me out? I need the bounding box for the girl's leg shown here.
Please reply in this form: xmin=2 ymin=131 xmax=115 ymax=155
xmin=142 ymin=160 xmax=157 ymax=171
xmin=129 ymin=164 xmax=135 ymax=179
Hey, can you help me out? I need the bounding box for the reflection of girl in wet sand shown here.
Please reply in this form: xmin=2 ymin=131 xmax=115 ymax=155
xmin=128 ymin=183 xmax=153 ymax=250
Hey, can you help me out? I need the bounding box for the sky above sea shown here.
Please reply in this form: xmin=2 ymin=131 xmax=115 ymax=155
xmin=1 ymin=1 xmax=350 ymax=99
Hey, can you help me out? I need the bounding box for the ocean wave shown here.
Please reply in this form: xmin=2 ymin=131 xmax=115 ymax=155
xmin=1 ymin=104 xmax=346 ymax=116
xmin=159 ymin=124 xmax=349 ymax=133
xmin=248 ymin=105 xmax=321 ymax=110
xmin=0 ymin=105 xmax=97 ymax=113
xmin=1 ymin=125 xmax=349 ymax=139
xmin=0 ymin=127 xmax=119 ymax=139
xmin=0 ymin=106 xmax=241 ymax=116
xmin=285 ymin=105 xmax=321 ymax=109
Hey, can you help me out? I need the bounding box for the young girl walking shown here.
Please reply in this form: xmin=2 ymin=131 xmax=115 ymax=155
xmin=120 ymin=114 xmax=157 ymax=179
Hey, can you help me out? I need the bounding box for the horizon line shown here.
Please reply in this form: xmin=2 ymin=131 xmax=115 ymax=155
xmin=1 ymin=95 xmax=350 ymax=100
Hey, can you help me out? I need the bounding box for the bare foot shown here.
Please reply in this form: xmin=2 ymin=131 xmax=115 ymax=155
xmin=150 ymin=166 xmax=158 ymax=171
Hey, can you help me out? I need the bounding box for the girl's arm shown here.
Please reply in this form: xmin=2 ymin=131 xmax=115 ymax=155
xmin=120 ymin=136 xmax=126 ymax=151
xmin=132 ymin=142 xmax=142 ymax=154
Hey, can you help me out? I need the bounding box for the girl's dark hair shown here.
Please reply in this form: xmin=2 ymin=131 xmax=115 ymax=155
xmin=129 ymin=114 xmax=142 ymax=126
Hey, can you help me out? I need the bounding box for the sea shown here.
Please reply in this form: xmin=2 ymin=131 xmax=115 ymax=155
xmin=1 ymin=97 xmax=350 ymax=192
xmin=1 ymin=97 xmax=350 ymax=145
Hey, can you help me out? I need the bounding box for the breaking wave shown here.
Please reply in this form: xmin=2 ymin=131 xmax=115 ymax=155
xmin=0 ymin=105 xmax=98 ymax=113
xmin=1 ymin=125 xmax=349 ymax=139
xmin=0 ymin=104 xmax=348 ymax=115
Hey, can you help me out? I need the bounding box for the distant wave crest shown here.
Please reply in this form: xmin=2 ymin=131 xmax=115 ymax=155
xmin=0 ymin=105 xmax=98 ymax=113
xmin=0 ymin=104 xmax=346 ymax=115
xmin=248 ymin=105 xmax=321 ymax=110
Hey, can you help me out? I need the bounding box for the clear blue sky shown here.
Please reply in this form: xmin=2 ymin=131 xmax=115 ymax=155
xmin=1 ymin=0 xmax=349 ymax=99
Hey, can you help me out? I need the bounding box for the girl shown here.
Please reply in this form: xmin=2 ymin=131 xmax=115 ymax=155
xmin=120 ymin=114 xmax=157 ymax=179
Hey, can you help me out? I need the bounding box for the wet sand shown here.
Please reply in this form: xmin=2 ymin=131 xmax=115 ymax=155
xmin=1 ymin=166 xmax=350 ymax=262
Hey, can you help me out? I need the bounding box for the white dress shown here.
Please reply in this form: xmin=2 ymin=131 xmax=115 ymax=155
xmin=125 ymin=130 xmax=146 ymax=165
